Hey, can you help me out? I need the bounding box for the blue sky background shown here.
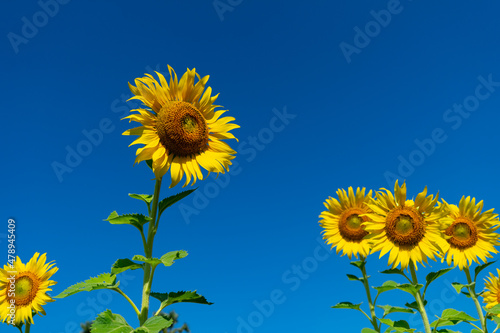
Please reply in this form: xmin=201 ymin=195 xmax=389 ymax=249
xmin=2 ymin=0 xmax=500 ymax=332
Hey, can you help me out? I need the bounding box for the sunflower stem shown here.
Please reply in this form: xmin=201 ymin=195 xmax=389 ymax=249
xmin=113 ymin=287 xmax=141 ymax=317
xmin=465 ymin=267 xmax=488 ymax=333
xmin=359 ymin=256 xmax=380 ymax=332
xmin=25 ymin=323 xmax=30 ymax=333
xmin=139 ymin=178 xmax=162 ymax=325
xmin=409 ymin=261 xmax=432 ymax=333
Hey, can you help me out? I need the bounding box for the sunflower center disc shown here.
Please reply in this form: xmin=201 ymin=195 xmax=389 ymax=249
xmin=13 ymin=273 xmax=39 ymax=306
xmin=157 ymin=101 xmax=209 ymax=156
xmin=385 ymin=208 xmax=425 ymax=247
xmin=338 ymin=210 xmax=368 ymax=242
xmin=446 ymin=218 xmax=478 ymax=249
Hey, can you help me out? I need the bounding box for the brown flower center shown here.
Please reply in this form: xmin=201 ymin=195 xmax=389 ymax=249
xmin=385 ymin=207 xmax=425 ymax=247
xmin=9 ymin=272 xmax=40 ymax=306
xmin=445 ymin=217 xmax=478 ymax=250
xmin=156 ymin=101 xmax=209 ymax=156
xmin=338 ymin=208 xmax=369 ymax=241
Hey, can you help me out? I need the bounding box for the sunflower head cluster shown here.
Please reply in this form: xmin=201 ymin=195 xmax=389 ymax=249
xmin=363 ymin=181 xmax=447 ymax=270
xmin=319 ymin=187 xmax=373 ymax=259
xmin=483 ymin=268 xmax=500 ymax=314
xmin=0 ymin=253 xmax=58 ymax=325
xmin=438 ymin=196 xmax=500 ymax=270
xmin=123 ymin=65 xmax=239 ymax=188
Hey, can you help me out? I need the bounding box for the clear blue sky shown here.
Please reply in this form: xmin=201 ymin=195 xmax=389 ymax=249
xmin=2 ymin=0 xmax=500 ymax=332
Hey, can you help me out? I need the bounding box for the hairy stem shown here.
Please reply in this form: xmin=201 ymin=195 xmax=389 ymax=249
xmin=409 ymin=261 xmax=432 ymax=333
xmin=359 ymin=256 xmax=380 ymax=332
xmin=465 ymin=267 xmax=487 ymax=333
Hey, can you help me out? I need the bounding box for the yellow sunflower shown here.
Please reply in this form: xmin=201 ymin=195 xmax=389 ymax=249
xmin=437 ymin=196 xmax=499 ymax=270
xmin=363 ymin=181 xmax=446 ymax=270
xmin=319 ymin=187 xmax=373 ymax=259
xmin=0 ymin=253 xmax=58 ymax=325
xmin=483 ymin=268 xmax=500 ymax=314
xmin=123 ymin=66 xmax=239 ymax=188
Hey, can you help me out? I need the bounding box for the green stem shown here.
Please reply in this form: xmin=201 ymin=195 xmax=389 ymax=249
xmin=465 ymin=267 xmax=487 ymax=333
xmin=139 ymin=178 xmax=162 ymax=325
xmin=114 ymin=288 xmax=141 ymax=317
xmin=25 ymin=323 xmax=30 ymax=333
xmin=409 ymin=261 xmax=432 ymax=333
xmin=359 ymin=256 xmax=380 ymax=332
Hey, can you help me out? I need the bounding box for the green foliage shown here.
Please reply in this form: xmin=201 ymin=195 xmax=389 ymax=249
xmin=361 ymin=329 xmax=378 ymax=333
xmin=128 ymin=194 xmax=153 ymax=205
xmin=350 ymin=260 xmax=366 ymax=270
xmin=430 ymin=308 xmax=478 ymax=328
xmin=393 ymin=283 xmax=423 ymax=296
xmin=104 ymin=211 xmax=151 ymax=232
xmin=332 ymin=302 xmax=362 ymax=311
xmin=141 ymin=316 xmax=173 ymax=332
xmin=484 ymin=303 xmax=500 ymax=314
xmin=132 ymin=251 xmax=187 ymax=269
xmin=425 ymin=268 xmax=453 ymax=288
xmin=377 ymin=305 xmax=414 ymax=317
xmin=380 ymin=268 xmax=406 ymax=276
xmin=373 ymin=280 xmax=399 ymax=295
xmin=378 ymin=318 xmax=415 ymax=333
xmin=475 ymin=261 xmax=496 ymax=281
xmin=111 ymin=259 xmax=144 ymax=275
xmin=404 ymin=300 xmax=427 ymax=310
xmin=90 ymin=310 xmax=133 ymax=333
xmin=158 ymin=189 xmax=197 ymax=218
xmin=55 ymin=273 xmax=119 ymax=298
xmin=151 ymin=291 xmax=213 ymax=313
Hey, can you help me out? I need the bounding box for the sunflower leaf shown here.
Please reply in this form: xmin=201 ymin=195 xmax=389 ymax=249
xmin=484 ymin=304 xmax=500 ymax=314
xmin=395 ymin=283 xmax=423 ymax=296
xmin=128 ymin=194 xmax=153 ymax=213
xmin=111 ymin=258 xmax=144 ymax=275
xmin=491 ymin=314 xmax=500 ymax=324
xmin=450 ymin=282 xmax=471 ymax=294
xmin=91 ymin=310 xmax=133 ymax=333
xmin=350 ymin=260 xmax=366 ymax=270
xmin=405 ymin=300 xmax=427 ymax=310
xmin=380 ymin=268 xmax=406 ymax=276
xmin=146 ymin=159 xmax=153 ymax=170
xmin=425 ymin=268 xmax=453 ymax=287
xmin=132 ymin=255 xmax=162 ymax=268
xmin=151 ymin=290 xmax=213 ymax=313
xmin=136 ymin=315 xmax=173 ymax=332
xmin=160 ymin=250 xmax=188 ymax=266
xmin=437 ymin=308 xmax=477 ymax=322
xmin=55 ymin=273 xmax=119 ymax=298
xmin=377 ymin=305 xmax=414 ymax=317
xmin=373 ymin=280 xmax=399 ymax=295
xmin=104 ymin=211 xmax=151 ymax=232
xmin=332 ymin=302 xmax=362 ymax=311
xmin=475 ymin=261 xmax=496 ymax=281
xmin=378 ymin=319 xmax=415 ymax=333
xmin=346 ymin=274 xmax=362 ymax=282
xmin=361 ymin=329 xmax=378 ymax=333
xmin=158 ymin=189 xmax=197 ymax=217
xmin=435 ymin=329 xmax=461 ymax=333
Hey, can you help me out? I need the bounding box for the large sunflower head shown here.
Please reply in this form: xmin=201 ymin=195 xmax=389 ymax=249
xmin=438 ymin=196 xmax=500 ymax=270
xmin=0 ymin=253 xmax=58 ymax=325
xmin=483 ymin=268 xmax=500 ymax=315
xmin=319 ymin=187 xmax=373 ymax=259
xmin=363 ymin=180 xmax=446 ymax=270
xmin=123 ymin=66 xmax=239 ymax=188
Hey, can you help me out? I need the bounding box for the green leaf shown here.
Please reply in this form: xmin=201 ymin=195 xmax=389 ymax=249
xmin=475 ymin=261 xmax=496 ymax=281
xmin=90 ymin=310 xmax=133 ymax=333
xmin=128 ymin=193 xmax=153 ymax=205
xmin=470 ymin=330 xmax=483 ymax=333
xmin=425 ymin=268 xmax=453 ymax=287
xmin=431 ymin=308 xmax=477 ymax=327
xmin=361 ymin=329 xmax=378 ymax=333
xmin=451 ymin=282 xmax=468 ymax=294
xmin=379 ymin=319 xmax=415 ymax=332
xmin=350 ymin=260 xmax=366 ymax=270
xmin=380 ymin=268 xmax=406 ymax=276
xmin=405 ymin=300 xmax=427 ymax=310
xmin=396 ymin=283 xmax=423 ymax=296
xmin=104 ymin=211 xmax=151 ymax=231
xmin=436 ymin=330 xmax=461 ymax=333
xmin=111 ymin=259 xmax=144 ymax=275
xmin=346 ymin=274 xmax=362 ymax=281
xmin=55 ymin=273 xmax=119 ymax=298
xmin=373 ymin=280 xmax=399 ymax=294
xmin=138 ymin=315 xmax=173 ymax=332
xmin=491 ymin=314 xmax=500 ymax=325
xmin=151 ymin=290 xmax=213 ymax=312
xmin=132 ymin=329 xmax=148 ymax=333
xmin=160 ymin=250 xmax=188 ymax=266
xmin=145 ymin=159 xmax=153 ymax=170
xmin=158 ymin=189 xmax=197 ymax=217
xmin=377 ymin=305 xmax=414 ymax=317
xmin=485 ymin=303 xmax=500 ymax=314
xmin=332 ymin=302 xmax=362 ymax=311
xmin=132 ymin=255 xmax=162 ymax=267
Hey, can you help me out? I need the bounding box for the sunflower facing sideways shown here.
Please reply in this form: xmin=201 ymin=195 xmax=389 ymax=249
xmin=483 ymin=268 xmax=500 ymax=315
xmin=319 ymin=187 xmax=373 ymax=259
xmin=437 ymin=196 xmax=500 ymax=270
xmin=0 ymin=253 xmax=58 ymax=326
xmin=363 ymin=181 xmax=446 ymax=270
xmin=123 ymin=66 xmax=239 ymax=188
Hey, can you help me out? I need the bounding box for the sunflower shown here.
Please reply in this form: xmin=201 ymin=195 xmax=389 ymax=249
xmin=0 ymin=253 xmax=58 ymax=325
xmin=123 ymin=66 xmax=239 ymax=188
xmin=319 ymin=187 xmax=373 ymax=259
xmin=363 ymin=181 xmax=446 ymax=270
xmin=483 ymin=268 xmax=500 ymax=314
xmin=437 ymin=196 xmax=499 ymax=270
